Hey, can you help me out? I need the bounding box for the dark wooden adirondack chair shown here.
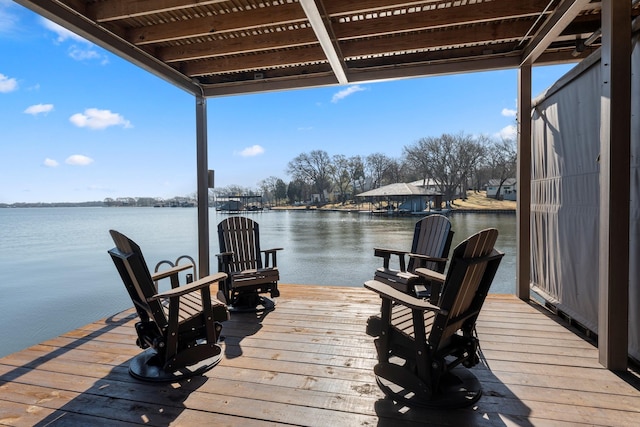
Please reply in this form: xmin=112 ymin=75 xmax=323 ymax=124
xmin=216 ymin=216 xmax=282 ymax=311
xmin=374 ymin=214 xmax=453 ymax=301
xmin=108 ymin=230 xmax=230 ymax=381
xmin=365 ymin=228 xmax=503 ymax=408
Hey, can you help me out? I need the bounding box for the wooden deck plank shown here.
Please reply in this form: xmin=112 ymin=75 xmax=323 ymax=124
xmin=1 ymin=284 xmax=639 ymax=426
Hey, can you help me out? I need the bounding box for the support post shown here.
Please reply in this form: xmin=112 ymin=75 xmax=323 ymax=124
xmin=196 ymin=95 xmax=210 ymax=279
xmin=516 ymin=64 xmax=532 ymax=301
xmin=598 ymin=0 xmax=631 ymax=370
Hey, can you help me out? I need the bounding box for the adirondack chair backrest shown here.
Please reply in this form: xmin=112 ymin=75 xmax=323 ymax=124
xmin=429 ymin=228 xmax=502 ymax=350
xmin=109 ymin=229 xmax=167 ymax=330
xmin=407 ymin=214 xmax=453 ymax=273
xmin=218 ymin=216 xmax=263 ymax=271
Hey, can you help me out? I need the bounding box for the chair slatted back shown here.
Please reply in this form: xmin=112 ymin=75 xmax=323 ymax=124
xmin=407 ymin=214 xmax=453 ymax=273
xmin=109 ymin=230 xmax=168 ymax=330
xmin=218 ymin=216 xmax=262 ymax=272
xmin=429 ymin=228 xmax=502 ymax=349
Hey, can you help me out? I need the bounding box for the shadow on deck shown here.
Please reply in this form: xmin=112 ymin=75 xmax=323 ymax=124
xmin=1 ymin=284 xmax=639 ymax=426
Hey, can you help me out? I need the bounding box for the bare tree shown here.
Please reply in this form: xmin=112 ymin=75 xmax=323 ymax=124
xmin=485 ymin=137 xmax=517 ymax=199
xmin=365 ymin=153 xmax=394 ymax=188
xmin=287 ymin=150 xmax=332 ymax=202
xmin=403 ymin=133 xmax=484 ymax=202
xmin=215 ymin=185 xmax=250 ymax=196
xmin=258 ymin=176 xmax=280 ymax=205
xmin=287 ymin=179 xmax=310 ymax=204
xmin=346 ymin=155 xmax=366 ymax=195
xmin=385 ymin=158 xmax=412 ymax=184
xmin=402 ymin=138 xmax=432 ymax=187
xmin=455 ymin=134 xmax=487 ymax=200
xmin=274 ymin=179 xmax=287 ymax=205
xmin=329 ymin=154 xmax=352 ymax=203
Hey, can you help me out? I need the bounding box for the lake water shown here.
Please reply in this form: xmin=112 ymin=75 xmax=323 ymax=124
xmin=0 ymin=207 xmax=515 ymax=357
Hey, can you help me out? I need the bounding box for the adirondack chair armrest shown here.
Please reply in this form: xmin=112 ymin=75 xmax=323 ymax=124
xmin=364 ymin=280 xmax=441 ymax=312
xmin=150 ymin=272 xmax=228 ymax=301
xmin=408 ymin=253 xmax=447 ymax=264
xmin=261 ymin=247 xmax=283 ymax=268
xmin=151 ymin=263 xmax=193 ymax=281
xmin=374 ymin=247 xmax=409 ymax=271
xmin=374 ymin=247 xmax=409 ymax=256
xmin=413 ymin=267 xmax=446 ymax=283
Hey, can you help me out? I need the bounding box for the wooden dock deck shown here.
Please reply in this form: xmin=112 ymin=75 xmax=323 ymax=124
xmin=1 ymin=284 xmax=640 ymax=426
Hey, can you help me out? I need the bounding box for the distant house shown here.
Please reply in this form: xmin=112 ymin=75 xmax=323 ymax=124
xmin=486 ymin=178 xmax=517 ymax=201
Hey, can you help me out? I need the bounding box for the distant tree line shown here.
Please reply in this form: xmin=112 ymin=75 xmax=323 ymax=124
xmin=0 ymin=201 xmax=105 ymax=208
xmin=103 ymin=196 xmax=196 ymax=207
xmin=216 ymin=132 xmax=516 ymax=206
xmin=94 ymin=132 xmax=516 ymax=207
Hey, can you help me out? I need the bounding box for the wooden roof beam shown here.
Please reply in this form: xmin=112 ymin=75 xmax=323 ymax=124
xmin=160 ymin=27 xmax=318 ymax=62
xmin=333 ymin=0 xmax=553 ymax=40
xmin=202 ymin=54 xmax=523 ymax=97
xmin=162 ymin=7 xmax=599 ymax=64
xmin=202 ymin=72 xmax=340 ymax=97
xmin=126 ymin=2 xmax=307 ymax=45
xmin=183 ymin=45 xmax=328 ymax=76
xmin=340 ymin=20 xmax=534 ymax=58
xmin=324 ymin=0 xmax=454 ymax=16
xmin=324 ymin=0 xmax=567 ymax=20
xmin=87 ymin=0 xmax=228 ymax=22
xmin=520 ymin=0 xmax=592 ymax=66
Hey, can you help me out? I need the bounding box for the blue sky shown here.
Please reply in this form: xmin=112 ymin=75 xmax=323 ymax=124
xmin=0 ymin=1 xmax=575 ymax=204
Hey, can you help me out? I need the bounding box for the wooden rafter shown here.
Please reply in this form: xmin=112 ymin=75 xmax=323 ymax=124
xmin=17 ymin=0 xmax=623 ymax=96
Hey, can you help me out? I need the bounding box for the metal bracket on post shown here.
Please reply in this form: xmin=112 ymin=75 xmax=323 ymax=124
xmin=208 ymin=170 xmax=215 ymax=189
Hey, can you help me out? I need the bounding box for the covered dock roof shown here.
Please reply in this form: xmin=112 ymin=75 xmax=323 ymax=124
xmin=16 ymin=0 xmax=615 ymax=97
xmin=357 ymin=183 xmax=439 ymax=198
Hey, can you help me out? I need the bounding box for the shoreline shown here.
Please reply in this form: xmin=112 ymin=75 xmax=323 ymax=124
xmin=269 ymin=206 xmax=515 ymax=215
xmin=270 ymin=191 xmax=516 ymax=214
xmin=1 ymin=192 xmax=517 ymax=213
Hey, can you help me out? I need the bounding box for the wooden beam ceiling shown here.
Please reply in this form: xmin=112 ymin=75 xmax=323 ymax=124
xmin=15 ymin=0 xmax=635 ymax=97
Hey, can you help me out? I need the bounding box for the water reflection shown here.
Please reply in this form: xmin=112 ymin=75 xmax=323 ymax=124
xmin=0 ymin=207 xmax=516 ymax=357
xmin=244 ymin=210 xmax=516 ymax=294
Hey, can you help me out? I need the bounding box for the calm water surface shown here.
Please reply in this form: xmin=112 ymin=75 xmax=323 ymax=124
xmin=0 ymin=207 xmax=515 ymax=357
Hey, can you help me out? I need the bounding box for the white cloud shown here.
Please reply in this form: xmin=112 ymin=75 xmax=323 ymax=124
xmin=24 ymin=103 xmax=54 ymax=116
xmin=0 ymin=73 xmax=17 ymax=93
xmin=69 ymin=108 xmax=132 ymax=130
xmin=43 ymin=158 xmax=59 ymax=167
xmin=331 ymin=85 xmax=366 ymax=103
xmin=40 ymin=18 xmax=108 ymax=64
xmin=236 ymin=145 xmax=265 ymax=157
xmin=497 ymin=124 xmax=517 ymax=140
xmin=65 ymin=155 xmax=94 ymax=166
xmin=0 ymin=1 xmax=18 ymax=35
xmin=41 ymin=17 xmax=86 ymax=43
xmin=69 ymin=45 xmax=102 ymax=61
xmin=502 ymin=108 xmax=517 ymax=117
